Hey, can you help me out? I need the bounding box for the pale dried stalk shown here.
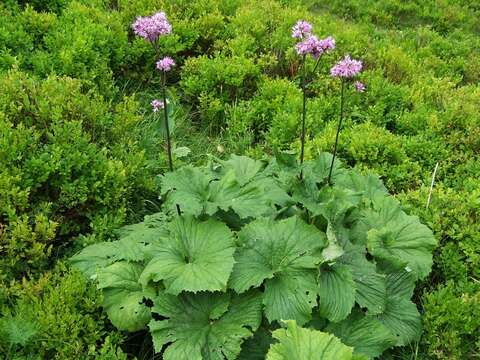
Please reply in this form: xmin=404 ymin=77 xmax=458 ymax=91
xmin=426 ymin=162 xmax=439 ymax=209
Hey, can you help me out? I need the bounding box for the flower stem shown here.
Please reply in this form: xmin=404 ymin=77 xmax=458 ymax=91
xmin=299 ymin=54 xmax=307 ymax=179
xmin=161 ymin=71 xmax=181 ymax=215
xmin=311 ymin=54 xmax=323 ymax=76
xmin=161 ymin=72 xmax=174 ymax=172
xmin=328 ymin=79 xmax=345 ymax=185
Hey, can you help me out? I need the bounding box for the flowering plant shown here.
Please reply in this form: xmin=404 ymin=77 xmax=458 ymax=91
xmin=327 ymin=54 xmax=364 ymax=183
xmin=291 ymin=20 xmax=335 ymax=178
xmin=133 ymin=11 xmax=180 ymax=215
xmin=132 ymin=11 xmax=172 ymax=43
xmin=70 ymin=13 xmax=434 ymax=360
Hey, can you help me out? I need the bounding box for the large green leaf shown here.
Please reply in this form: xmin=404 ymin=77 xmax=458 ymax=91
xmin=221 ymin=154 xmax=264 ymax=186
xmin=263 ymin=270 xmax=318 ymax=326
xmin=267 ymin=320 xmax=353 ymax=360
xmin=366 ymin=200 xmax=436 ymax=280
xmin=340 ymin=247 xmax=387 ymax=315
xmin=149 ymin=291 xmax=262 ymax=360
xmin=303 ymin=152 xmax=345 ymax=184
xmin=70 ymin=242 xmax=118 ymax=278
xmin=376 ymin=296 xmax=421 ymax=347
xmin=230 ymin=217 xmax=326 ymax=292
xmin=317 ymin=187 xmax=362 ymax=250
xmin=161 ymin=166 xmax=212 ymax=216
xmin=334 ymin=170 xmax=387 ymax=201
xmin=376 ymin=277 xmax=422 ymax=348
xmin=71 ymin=214 xmax=168 ymax=277
xmin=97 ymin=261 xmax=154 ymax=332
xmin=327 ymin=309 xmax=396 ymax=359
xmin=318 ymin=264 xmax=356 ymax=322
xmin=385 ymin=268 xmax=416 ymax=300
xmin=139 ymin=216 xmax=235 ymax=295
xmin=208 ymin=170 xmax=272 ymax=218
xmin=351 ymin=196 xmax=436 ymax=280
xmin=230 ymin=217 xmax=327 ymax=325
xmin=161 ymin=161 xmax=286 ymax=218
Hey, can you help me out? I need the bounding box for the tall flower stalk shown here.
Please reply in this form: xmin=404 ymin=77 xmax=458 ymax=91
xmin=299 ymin=54 xmax=307 ymax=178
xmin=292 ymin=21 xmax=335 ymax=179
xmin=157 ymin=57 xmax=176 ymax=173
xmin=132 ymin=11 xmax=181 ymax=215
xmin=328 ymin=79 xmax=345 ymax=184
xmin=328 ymin=55 xmax=364 ymax=184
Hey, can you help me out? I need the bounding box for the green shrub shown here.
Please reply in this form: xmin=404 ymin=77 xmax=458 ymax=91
xmin=226 ymin=78 xmax=302 ymax=148
xmin=16 ymin=0 xmax=71 ymax=13
xmin=304 ymin=122 xmax=422 ymax=191
xmin=29 ymin=1 xmax=128 ymax=97
xmin=422 ymin=282 xmax=480 ymax=360
xmin=0 ymin=71 xmax=154 ymax=281
xmin=399 ymin=186 xmax=480 ymax=284
xmin=0 ymin=264 xmax=127 ymax=359
xmin=181 ymin=54 xmax=260 ymax=129
xmin=398 ymin=186 xmax=480 ymax=359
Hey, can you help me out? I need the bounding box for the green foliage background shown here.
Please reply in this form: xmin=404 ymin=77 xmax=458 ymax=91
xmin=0 ymin=0 xmax=478 ymax=358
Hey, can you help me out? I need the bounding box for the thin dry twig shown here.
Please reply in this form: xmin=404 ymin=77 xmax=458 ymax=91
xmin=426 ymin=162 xmax=439 ymax=209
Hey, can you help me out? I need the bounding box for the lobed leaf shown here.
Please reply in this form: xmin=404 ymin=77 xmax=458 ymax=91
xmin=139 ymin=216 xmax=235 ymax=294
xmin=230 ymin=216 xmax=327 ymax=325
xmin=97 ymin=261 xmax=154 ymax=332
xmin=327 ymin=309 xmax=396 ymax=358
xmin=318 ymin=264 xmax=356 ymax=322
xmin=149 ymin=291 xmax=262 ymax=360
xmin=267 ymin=320 xmax=353 ymax=360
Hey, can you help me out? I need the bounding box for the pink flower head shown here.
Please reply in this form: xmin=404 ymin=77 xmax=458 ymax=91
xmin=296 ymin=35 xmax=335 ymax=59
xmin=318 ymin=36 xmax=336 ymax=53
xmin=330 ymin=55 xmax=363 ymax=78
xmin=156 ymin=56 xmax=175 ymax=72
xmin=292 ymin=20 xmax=313 ymax=40
xmin=132 ymin=11 xmax=172 ymax=42
xmin=151 ymin=99 xmax=164 ymax=112
xmin=354 ymin=81 xmax=366 ymax=92
xmin=295 ymin=35 xmax=320 ymax=57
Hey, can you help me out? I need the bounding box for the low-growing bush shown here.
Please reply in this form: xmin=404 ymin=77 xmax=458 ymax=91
xmin=399 ymin=186 xmax=480 ymax=284
xmin=0 ymin=264 xmax=127 ymax=359
xmin=181 ymin=54 xmax=260 ymax=129
xmin=303 ymin=122 xmax=423 ymax=191
xmin=0 ymin=70 xmax=154 ymax=281
xmin=29 ymin=1 xmax=128 ymax=97
xmin=15 ymin=0 xmax=71 ymax=14
xmin=226 ymin=78 xmax=302 ymax=148
xmin=422 ymin=281 xmax=480 ymax=360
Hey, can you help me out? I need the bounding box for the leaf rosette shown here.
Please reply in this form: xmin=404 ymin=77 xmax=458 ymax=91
xmin=71 ymin=153 xmax=436 ymax=359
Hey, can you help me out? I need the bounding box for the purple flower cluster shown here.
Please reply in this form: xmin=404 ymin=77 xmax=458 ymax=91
xmin=330 ymin=55 xmax=363 ymax=78
xmin=354 ymin=81 xmax=366 ymax=92
xmin=132 ymin=11 xmax=172 ymax=42
xmin=156 ymin=56 xmax=175 ymax=72
xmin=292 ymin=20 xmax=335 ymax=59
xmin=318 ymin=36 xmax=336 ymax=52
xmin=292 ymin=20 xmax=312 ymax=39
xmin=295 ymin=35 xmax=320 ymax=56
xmin=295 ymin=35 xmax=336 ymax=58
xmin=151 ymin=99 xmax=164 ymax=112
